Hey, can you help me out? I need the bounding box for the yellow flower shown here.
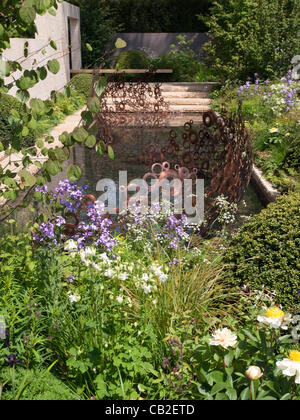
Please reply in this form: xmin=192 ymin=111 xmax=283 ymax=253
xmin=266 ymin=307 xmax=284 ymax=318
xmin=257 ymin=306 xmax=291 ymax=329
xmin=289 ymin=350 xmax=300 ymax=362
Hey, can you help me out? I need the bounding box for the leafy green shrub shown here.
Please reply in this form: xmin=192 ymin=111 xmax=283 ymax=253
xmin=67 ymin=74 xmax=93 ymax=99
xmin=284 ymin=132 xmax=300 ymax=171
xmin=148 ymin=53 xmax=181 ymax=82
xmin=0 ymin=92 xmax=35 ymax=147
xmin=148 ymin=35 xmax=204 ymax=82
xmin=0 ymin=368 xmax=77 ymax=400
xmin=224 ymin=192 xmax=300 ymax=310
xmin=115 ymin=49 xmax=149 ymax=69
xmin=202 ymin=0 xmax=300 ymax=82
xmin=194 ymin=63 xmax=220 ymax=82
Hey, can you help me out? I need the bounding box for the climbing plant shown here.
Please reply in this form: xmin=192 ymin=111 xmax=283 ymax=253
xmin=0 ymin=0 xmax=126 ymax=217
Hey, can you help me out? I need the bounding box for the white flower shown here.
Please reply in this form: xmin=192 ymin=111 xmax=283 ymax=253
xmin=79 ymin=247 xmax=96 ymax=260
xmin=119 ymin=272 xmax=128 ymax=281
xmin=141 ymin=273 xmax=149 ymax=282
xmin=276 ymin=351 xmax=300 ymax=384
xmin=209 ymin=327 xmax=237 ymax=349
xmin=99 ymin=252 xmax=111 ymax=264
xmin=152 ymin=264 xmax=164 ymax=276
xmin=64 ymin=239 xmax=78 ymax=253
xmin=68 ymin=293 xmax=81 ymax=303
xmin=116 ymin=295 xmax=123 ymax=304
xmin=257 ymin=307 xmax=292 ymax=330
xmin=269 ymin=127 xmax=278 ymax=133
xmin=104 ymin=268 xmax=114 ymax=278
xmin=246 ymin=366 xmax=263 ymax=380
xmin=142 ymin=284 xmax=152 ymax=294
xmin=158 ymin=273 xmax=168 ymax=283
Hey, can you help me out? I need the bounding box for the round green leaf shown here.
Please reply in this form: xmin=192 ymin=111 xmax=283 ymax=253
xmin=86 ymin=43 xmax=93 ymax=51
xmin=44 ymin=159 xmax=61 ymax=176
xmin=72 ymin=127 xmax=88 ymax=143
xmin=67 ymin=165 xmax=82 ymax=181
xmin=37 ymin=66 xmax=47 ymax=80
xmin=36 ymin=140 xmax=44 ymax=149
xmin=30 ymin=98 xmax=45 ymax=114
xmin=36 ymin=0 xmax=51 ymax=13
xmin=59 ymin=132 xmax=74 ymax=147
xmin=19 ymin=6 xmax=36 ymax=24
xmin=85 ymin=135 xmax=96 ymax=148
xmin=16 ymin=90 xmax=30 ymax=103
xmin=115 ymin=37 xmax=127 ymax=49
xmin=16 ymin=76 xmax=33 ymax=90
xmin=47 ymin=59 xmax=60 ymax=74
xmin=19 ymin=169 xmax=36 ymax=187
xmin=87 ymin=97 xmax=100 ymax=113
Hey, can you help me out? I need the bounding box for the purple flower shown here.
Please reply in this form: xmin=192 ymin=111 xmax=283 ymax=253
xmin=35 ymin=185 xmax=48 ymax=194
xmin=67 ymin=275 xmax=75 ymax=283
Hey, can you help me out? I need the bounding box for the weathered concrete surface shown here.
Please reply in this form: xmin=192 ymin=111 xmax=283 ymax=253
xmin=251 ymin=165 xmax=281 ymax=205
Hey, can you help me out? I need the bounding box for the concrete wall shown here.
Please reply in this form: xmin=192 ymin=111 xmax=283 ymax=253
xmin=111 ymin=33 xmax=209 ymax=60
xmin=3 ymin=1 xmax=81 ymax=100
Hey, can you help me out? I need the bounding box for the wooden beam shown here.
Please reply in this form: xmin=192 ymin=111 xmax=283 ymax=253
xmin=70 ymin=69 xmax=173 ymax=74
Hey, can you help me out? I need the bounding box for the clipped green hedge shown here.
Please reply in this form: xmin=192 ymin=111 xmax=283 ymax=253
xmin=224 ymin=192 xmax=300 ymax=310
xmin=67 ymin=74 xmax=93 ymax=99
xmin=115 ymin=49 xmax=149 ymax=70
xmin=0 ymin=92 xmax=35 ymax=147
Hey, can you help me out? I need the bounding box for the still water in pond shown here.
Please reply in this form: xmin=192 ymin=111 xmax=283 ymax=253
xmin=1 ymin=124 xmax=263 ymax=233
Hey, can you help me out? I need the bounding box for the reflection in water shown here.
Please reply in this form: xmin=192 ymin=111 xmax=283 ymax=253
xmin=0 ymin=124 xmax=264 ymax=234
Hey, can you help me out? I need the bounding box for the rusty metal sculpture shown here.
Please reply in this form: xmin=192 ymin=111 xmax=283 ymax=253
xmin=89 ymin=69 xmax=172 ymax=145
xmin=139 ymin=106 xmax=253 ymax=233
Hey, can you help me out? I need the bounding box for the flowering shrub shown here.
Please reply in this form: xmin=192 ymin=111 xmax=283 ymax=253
xmin=33 ymin=180 xmax=116 ymax=252
xmin=237 ymin=71 xmax=299 ymax=115
xmin=119 ymin=202 xmax=191 ymax=253
xmin=160 ymin=299 xmax=300 ymax=400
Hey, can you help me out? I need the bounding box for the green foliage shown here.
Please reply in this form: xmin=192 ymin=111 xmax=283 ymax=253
xmin=202 ymin=0 xmax=300 ymax=82
xmin=115 ymin=49 xmax=149 ymax=70
xmin=67 ymin=74 xmax=93 ymax=99
xmin=194 ymin=63 xmax=220 ymax=82
xmin=68 ymin=0 xmax=120 ymax=68
xmin=148 ymin=35 xmax=207 ymax=82
xmin=0 ymin=368 xmax=77 ymax=400
xmin=0 ymin=91 xmax=35 ymax=147
xmin=111 ymin=0 xmax=210 ymax=32
xmin=224 ymin=192 xmax=300 ymax=310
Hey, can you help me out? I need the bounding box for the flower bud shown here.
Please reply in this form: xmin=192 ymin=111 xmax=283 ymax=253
xmin=246 ymin=366 xmax=263 ymax=380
